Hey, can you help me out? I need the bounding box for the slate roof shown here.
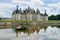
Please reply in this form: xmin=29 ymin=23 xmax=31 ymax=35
xmin=13 ymin=5 xmax=48 ymax=16
xmin=44 ymin=10 xmax=48 ymax=16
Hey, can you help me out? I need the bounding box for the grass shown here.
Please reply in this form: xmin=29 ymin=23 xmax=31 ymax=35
xmin=48 ymin=20 xmax=60 ymax=22
xmin=0 ymin=20 xmax=60 ymax=22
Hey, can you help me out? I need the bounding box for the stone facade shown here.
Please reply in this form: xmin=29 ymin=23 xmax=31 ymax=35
xmin=12 ymin=5 xmax=48 ymax=21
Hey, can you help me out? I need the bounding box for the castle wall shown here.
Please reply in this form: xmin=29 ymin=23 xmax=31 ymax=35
xmin=32 ymin=14 xmax=36 ymax=20
xmin=26 ymin=13 xmax=30 ymax=20
xmin=12 ymin=13 xmax=16 ymax=20
xmin=12 ymin=14 xmax=48 ymax=21
xmin=40 ymin=16 xmax=44 ymax=21
xmin=12 ymin=13 xmax=48 ymax=21
xmin=12 ymin=14 xmax=21 ymax=20
xmin=12 ymin=14 xmax=15 ymax=20
xmin=36 ymin=14 xmax=41 ymax=20
xmin=44 ymin=16 xmax=48 ymax=21
xmin=12 ymin=9 xmax=48 ymax=21
xmin=12 ymin=6 xmax=48 ymax=21
xmin=29 ymin=14 xmax=32 ymax=20
xmin=21 ymin=14 xmax=26 ymax=21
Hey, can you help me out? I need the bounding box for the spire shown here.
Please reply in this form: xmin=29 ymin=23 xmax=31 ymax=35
xmin=28 ymin=6 xmax=30 ymax=9
xmin=28 ymin=6 xmax=31 ymax=11
xmin=45 ymin=10 xmax=46 ymax=13
xmin=37 ymin=8 xmax=40 ymax=14
xmin=16 ymin=5 xmax=18 ymax=10
xmin=32 ymin=9 xmax=35 ymax=13
xmin=44 ymin=10 xmax=48 ymax=16
xmin=19 ymin=8 xmax=22 ymax=13
xmin=16 ymin=5 xmax=19 ymax=13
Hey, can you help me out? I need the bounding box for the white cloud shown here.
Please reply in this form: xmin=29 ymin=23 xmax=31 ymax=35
xmin=47 ymin=3 xmax=60 ymax=8
xmin=12 ymin=0 xmax=44 ymax=8
xmin=48 ymin=4 xmax=57 ymax=8
xmin=0 ymin=3 xmax=16 ymax=8
xmin=0 ymin=0 xmax=60 ymax=17
xmin=0 ymin=3 xmax=16 ymax=17
xmin=12 ymin=0 xmax=44 ymax=4
xmin=12 ymin=0 xmax=59 ymax=16
xmin=47 ymin=2 xmax=60 ymax=16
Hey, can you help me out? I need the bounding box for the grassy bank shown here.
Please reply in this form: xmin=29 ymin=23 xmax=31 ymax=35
xmin=0 ymin=20 xmax=60 ymax=22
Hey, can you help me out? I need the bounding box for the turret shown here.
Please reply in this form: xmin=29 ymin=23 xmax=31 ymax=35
xmin=19 ymin=8 xmax=22 ymax=14
xmin=28 ymin=6 xmax=31 ymax=11
xmin=36 ymin=8 xmax=40 ymax=14
xmin=16 ymin=5 xmax=19 ymax=13
xmin=32 ymin=9 xmax=35 ymax=13
xmin=44 ymin=10 xmax=48 ymax=16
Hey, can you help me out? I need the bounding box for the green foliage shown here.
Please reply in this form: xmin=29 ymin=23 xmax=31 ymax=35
xmin=0 ymin=18 xmax=2 ymax=20
xmin=48 ymin=14 xmax=60 ymax=20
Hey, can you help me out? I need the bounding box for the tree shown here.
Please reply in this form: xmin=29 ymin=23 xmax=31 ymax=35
xmin=0 ymin=18 xmax=2 ymax=20
xmin=48 ymin=14 xmax=60 ymax=20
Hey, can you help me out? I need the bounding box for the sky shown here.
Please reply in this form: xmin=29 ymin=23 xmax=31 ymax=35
xmin=0 ymin=0 xmax=60 ymax=18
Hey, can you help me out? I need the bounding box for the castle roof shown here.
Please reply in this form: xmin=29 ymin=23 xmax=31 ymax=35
xmin=40 ymin=13 xmax=44 ymax=16
xmin=13 ymin=5 xmax=22 ymax=14
xmin=13 ymin=5 xmax=48 ymax=16
xmin=44 ymin=10 xmax=48 ymax=16
xmin=15 ymin=5 xmax=19 ymax=14
xmin=19 ymin=8 xmax=22 ymax=14
xmin=36 ymin=8 xmax=40 ymax=14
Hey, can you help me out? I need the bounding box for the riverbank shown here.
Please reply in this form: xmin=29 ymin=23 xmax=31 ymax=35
xmin=0 ymin=20 xmax=60 ymax=22
xmin=0 ymin=20 xmax=60 ymax=28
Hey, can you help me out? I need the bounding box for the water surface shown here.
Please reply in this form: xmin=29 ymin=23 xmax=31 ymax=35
xmin=0 ymin=26 xmax=60 ymax=40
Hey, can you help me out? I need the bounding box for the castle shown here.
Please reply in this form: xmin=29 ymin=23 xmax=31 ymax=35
xmin=12 ymin=5 xmax=48 ymax=21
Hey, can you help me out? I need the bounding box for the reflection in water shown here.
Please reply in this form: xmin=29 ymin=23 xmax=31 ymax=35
xmin=15 ymin=25 xmax=48 ymax=37
xmin=0 ymin=25 xmax=60 ymax=40
xmin=51 ymin=25 xmax=60 ymax=28
xmin=12 ymin=25 xmax=60 ymax=40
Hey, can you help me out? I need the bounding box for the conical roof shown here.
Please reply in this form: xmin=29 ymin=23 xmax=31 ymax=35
xmin=44 ymin=10 xmax=48 ymax=16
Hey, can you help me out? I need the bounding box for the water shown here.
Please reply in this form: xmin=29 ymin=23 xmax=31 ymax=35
xmin=0 ymin=26 xmax=60 ymax=40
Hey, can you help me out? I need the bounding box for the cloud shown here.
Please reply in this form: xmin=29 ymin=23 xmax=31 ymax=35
xmin=42 ymin=0 xmax=60 ymax=4
xmin=0 ymin=2 xmax=16 ymax=17
xmin=11 ymin=0 xmax=59 ymax=16
xmin=0 ymin=0 xmax=60 ymax=17
xmin=12 ymin=0 xmax=44 ymax=7
xmin=47 ymin=2 xmax=60 ymax=15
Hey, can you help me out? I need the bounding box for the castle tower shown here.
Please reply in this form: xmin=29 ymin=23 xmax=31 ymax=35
xmin=44 ymin=10 xmax=48 ymax=16
xmin=43 ymin=10 xmax=48 ymax=21
xmin=12 ymin=5 xmax=48 ymax=21
xmin=36 ymin=8 xmax=41 ymax=20
xmin=36 ymin=8 xmax=40 ymax=14
xmin=12 ymin=5 xmax=19 ymax=20
xmin=15 ymin=5 xmax=19 ymax=13
xmin=12 ymin=5 xmax=21 ymax=20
